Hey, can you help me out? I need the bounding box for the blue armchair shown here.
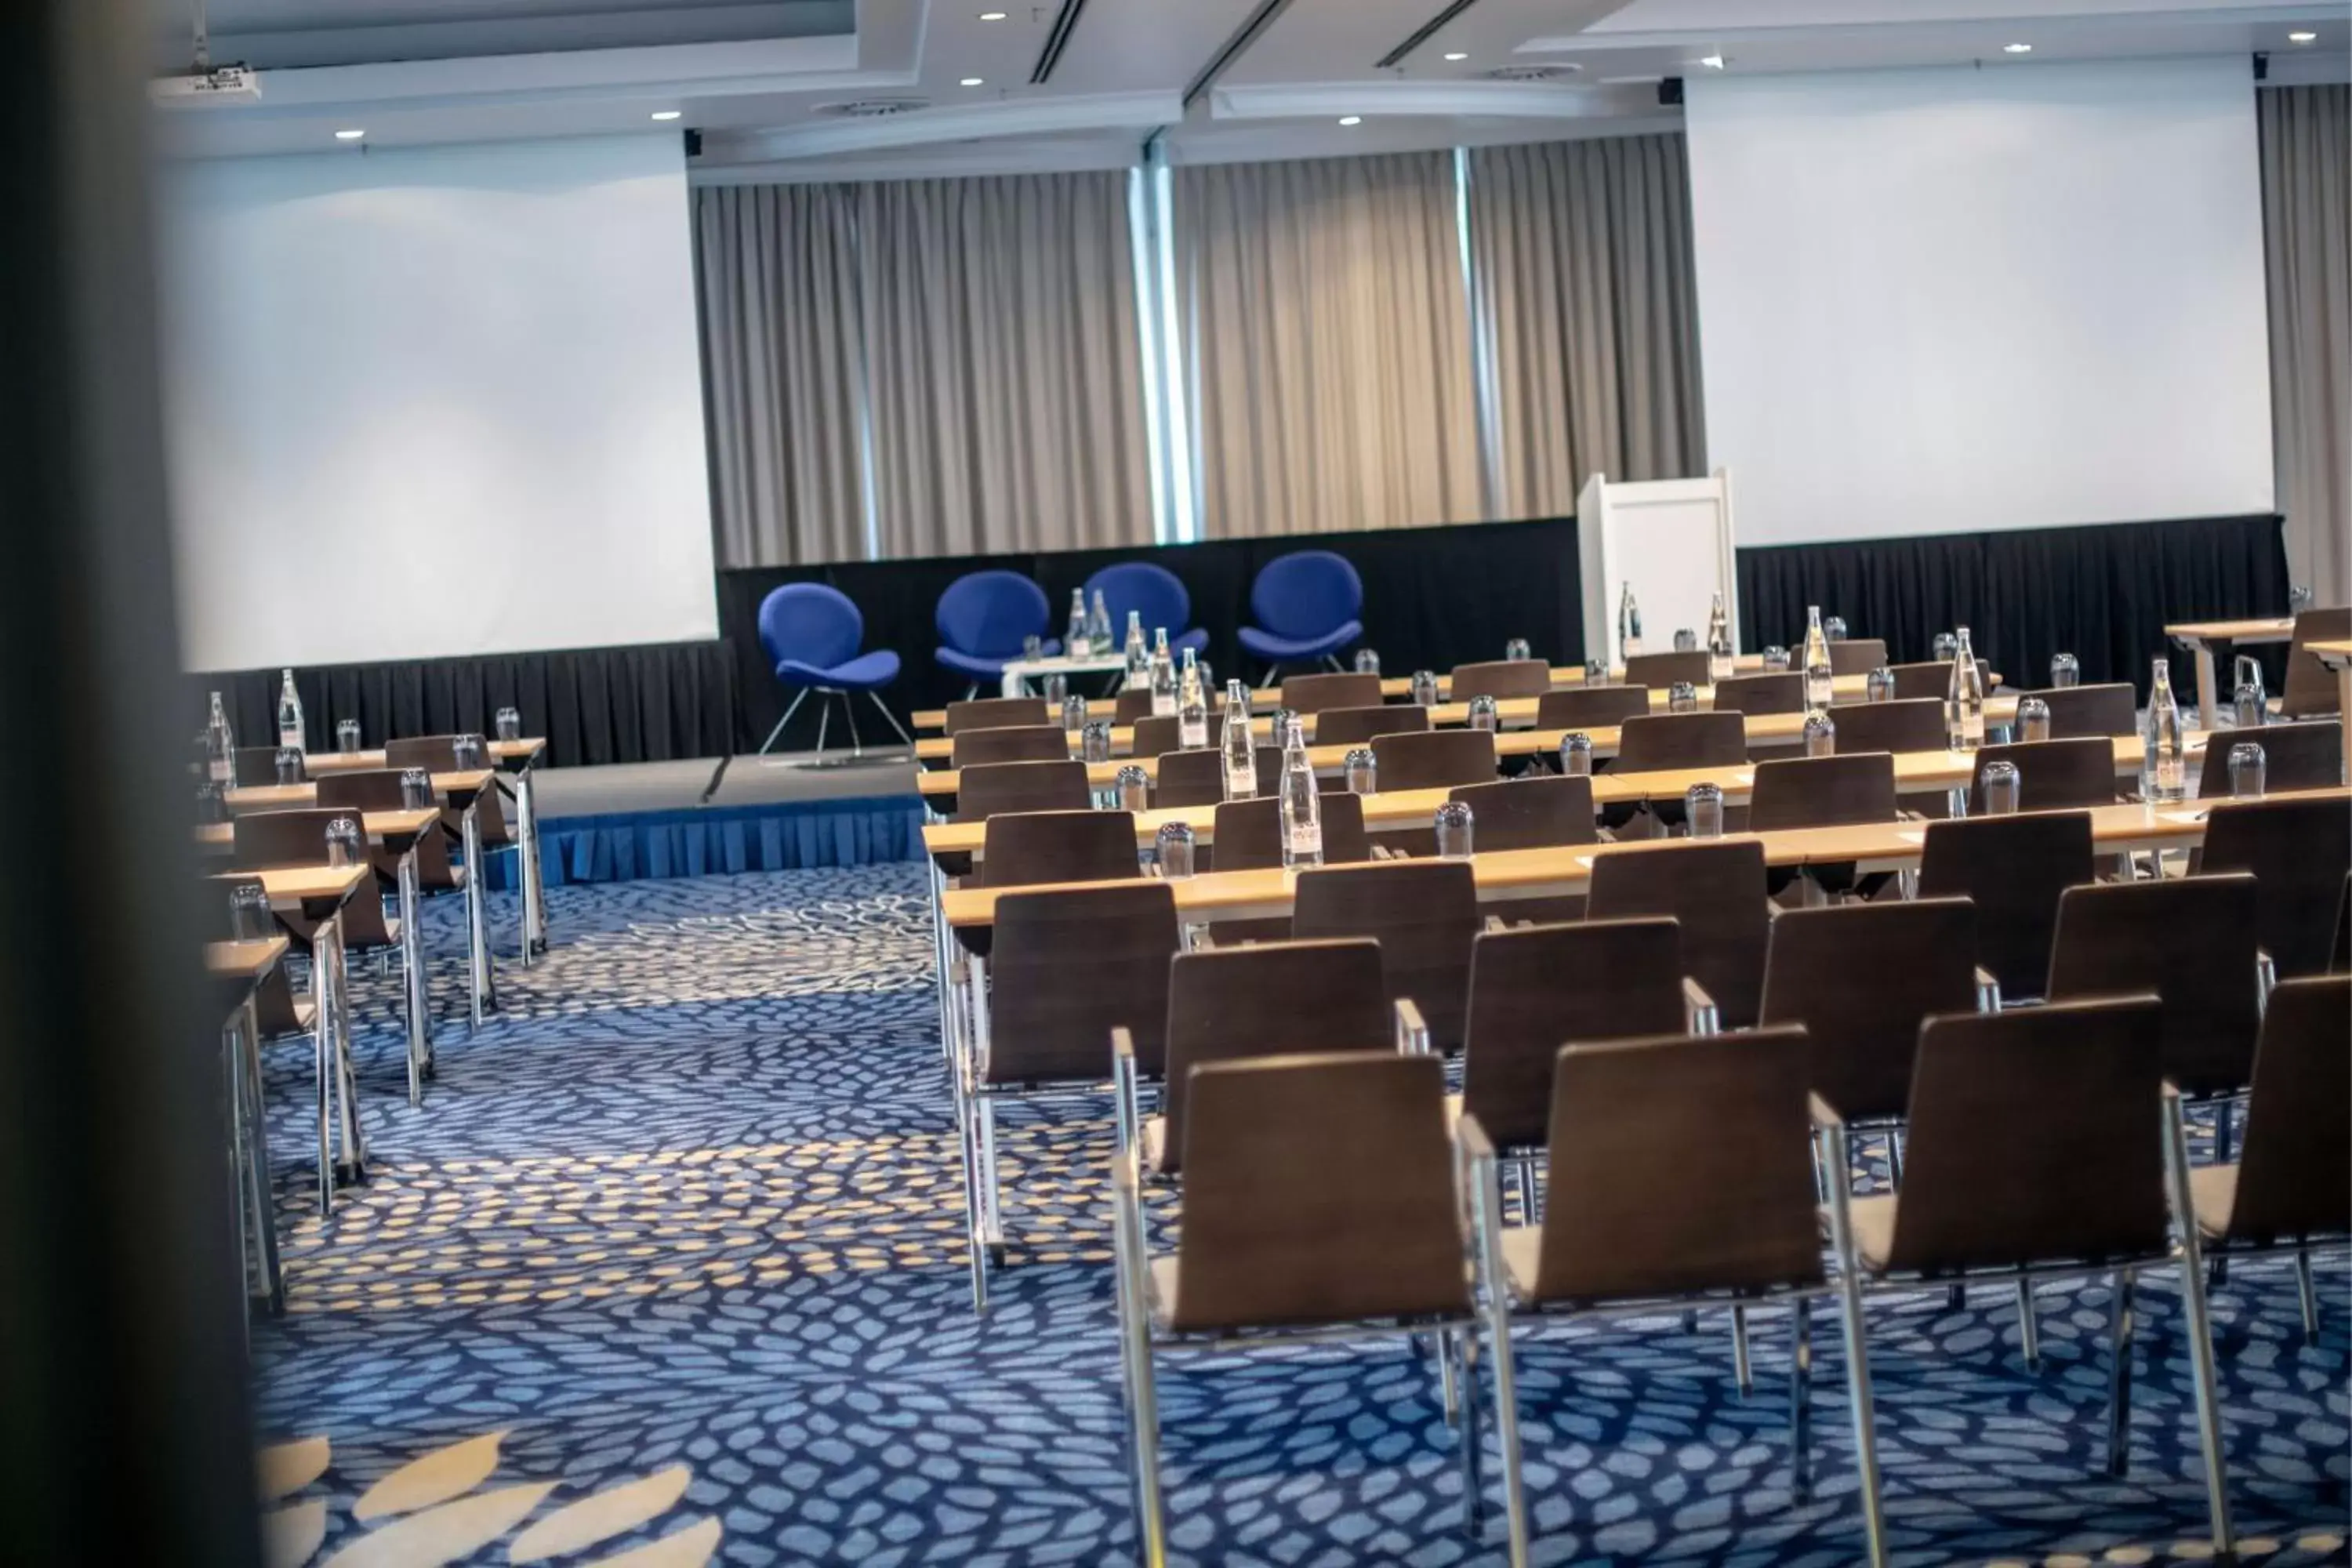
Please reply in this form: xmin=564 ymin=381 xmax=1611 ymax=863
xmin=757 ymin=583 xmax=909 ymax=757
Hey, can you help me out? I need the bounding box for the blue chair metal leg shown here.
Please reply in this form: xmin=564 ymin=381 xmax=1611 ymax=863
xmin=868 ymin=693 xmax=915 ymax=748
xmin=759 ymin=688 xmax=812 ymax=754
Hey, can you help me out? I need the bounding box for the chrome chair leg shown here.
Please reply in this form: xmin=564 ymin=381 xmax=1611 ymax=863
xmin=2016 ymin=1277 xmax=2040 ymax=1368
xmin=1732 ymin=1305 xmax=1754 ymax=1398
xmin=2105 ymin=1267 xmax=2136 ymax=1477
xmin=758 ymin=688 xmax=811 ymax=754
xmin=1466 ymin=1161 xmax=1530 ymax=1567
xmin=1790 ymin=1295 xmax=1813 ymax=1501
xmin=814 ymin=695 xmax=831 ymax=755
xmin=2296 ymin=1246 xmax=2319 ymax=1342
xmin=1112 ymin=1170 xmax=1167 ymax=1567
xmin=1451 ymin=1329 xmax=1483 ymax=1537
xmin=841 ymin=691 xmax=864 ymax=758
xmin=1434 ymin=1330 xmax=1462 ymax=1427
xmin=868 ymin=691 xmax=916 ymax=747
xmin=1822 ymin=1120 xmax=1890 ymax=1568
xmin=2162 ymin=1090 xmax=2237 ymax=1559
xmin=957 ymin=1066 xmax=987 ymax=1315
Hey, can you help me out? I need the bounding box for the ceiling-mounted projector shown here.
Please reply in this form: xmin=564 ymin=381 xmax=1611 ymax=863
xmin=151 ymin=64 xmax=262 ymax=106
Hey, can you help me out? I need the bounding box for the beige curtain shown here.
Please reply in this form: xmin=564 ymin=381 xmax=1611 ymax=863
xmin=694 ymin=183 xmax=869 ymax=567
xmin=2259 ymin=85 xmax=2351 ymax=606
xmin=858 ymin=171 xmax=1152 ymax=559
xmin=1175 ymin=151 xmax=1480 ymax=538
xmin=1466 ymin=134 xmax=1704 ymax=521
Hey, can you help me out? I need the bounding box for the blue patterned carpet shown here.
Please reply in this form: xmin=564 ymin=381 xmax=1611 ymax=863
xmin=251 ymin=865 xmax=2351 ymax=1566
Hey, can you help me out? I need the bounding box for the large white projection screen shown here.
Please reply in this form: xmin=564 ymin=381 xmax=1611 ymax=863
xmin=1684 ymin=57 xmax=2274 ymax=548
xmin=162 ymin=134 xmax=717 ymax=671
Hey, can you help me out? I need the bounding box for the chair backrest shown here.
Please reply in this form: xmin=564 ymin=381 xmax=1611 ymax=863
xmin=2282 ymin=606 xmax=2352 ymax=718
xmin=1536 ymin=686 xmax=1652 ymax=731
xmin=1827 ymin=698 xmax=1946 ymax=757
xmin=1370 ymin=729 xmax=1497 ymax=792
xmin=1621 ymin=651 xmax=1711 ymax=690
xmin=1530 ymin=1027 xmax=1824 ymax=1303
xmin=943 ymin=697 xmax=1049 ymax=735
xmin=1748 ymin=752 xmax=1898 ymax=832
xmin=2048 ymin=874 xmax=2263 ymax=1095
xmin=1311 ymin=704 xmax=1427 ymax=748
xmin=1153 ymin=746 xmax=1281 ymax=808
xmin=1828 ymin=638 xmax=1888 ymax=677
xmin=1160 ymin=938 xmax=1392 ymax=1176
xmin=231 ymin=808 xmax=346 ymax=870
xmin=757 ymin=582 xmax=862 ymax=670
xmin=1250 ymin=550 xmax=1363 ymax=641
xmin=1887 ymin=997 xmax=2169 ymax=1275
xmin=1445 ymin=775 xmax=1596 ymax=851
xmin=383 ymin=735 xmax=463 ymax=773
xmin=1171 ymin=1051 xmax=1467 ymax=1332
xmin=1461 ymin=918 xmax=1686 ymax=1151
xmin=986 ymin=883 xmax=1181 ymax=1083
xmin=2194 ymin=720 xmax=2344 ymax=797
xmin=233 ymin=746 xmax=295 ymax=786
xmin=1760 ymin=898 xmax=1981 ymax=1123
xmin=1277 ymin=671 xmax=1381 ymax=713
xmin=1449 ymin=660 xmax=1552 ymax=702
xmin=1292 ymin=860 xmax=1479 ymax=1051
xmin=1613 ymin=712 xmax=1748 ymax=771
xmin=935 ymin=570 xmax=1050 ymax=658
xmin=953 ymin=760 xmax=1091 ymax=823
xmin=314 ymin=769 xmax=406 ymax=812
xmin=951 ymin=724 xmax=1071 ymax=770
xmin=1969 ymin=736 xmax=2118 ymax=812
xmin=1889 ymin=659 xmax=1991 ymax=702
xmin=1132 ymin=711 xmax=1223 ymax=759
xmin=2021 ymin=682 xmax=2136 ymax=739
xmin=1587 ymin=840 xmax=1770 ymax=1028
xmin=1113 ymin=688 xmax=1158 ymax=725
xmin=1916 ymin=811 xmax=2093 ymax=1002
xmin=1211 ymin=793 xmax=1370 ymax=871
xmin=2196 ymin=797 xmax=2352 ymax=979
xmin=2226 ymin=974 xmax=2352 ymax=1243
xmin=1083 ymin=561 xmax=1191 ymax=644
xmin=2336 ymin=871 xmax=2352 ymax=973
xmin=1711 ymin=673 xmax=1806 ymax=717
xmin=978 ymin=808 xmax=1140 ymax=889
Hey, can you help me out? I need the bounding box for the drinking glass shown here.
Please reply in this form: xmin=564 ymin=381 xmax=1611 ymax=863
xmin=1023 ymin=634 xmax=1044 ymax=660
xmin=1434 ymin=800 xmax=1474 ymax=859
xmin=2228 ymin=742 xmax=2266 ymax=800
xmin=1933 ymin=633 xmax=1960 ymax=662
xmin=1981 ymin=760 xmax=2021 ymax=815
xmin=2049 ymin=653 xmax=2081 ymax=688
xmin=1272 ymin=708 xmax=1296 ymax=742
xmin=2233 ymin=684 xmax=2267 ymax=731
xmin=1865 ymin=666 xmax=1893 ymax=702
xmin=336 ymin=718 xmax=362 ymax=753
xmin=1559 ymin=732 xmax=1593 ymax=777
xmin=1467 ymin=695 xmax=1499 ymax=732
xmin=1062 ymin=694 xmax=1087 ymax=732
xmin=401 ymin=768 xmax=433 ymax=809
xmin=1043 ymin=673 xmax=1069 ymax=706
xmin=1344 ymin=748 xmax=1377 ymax=794
xmin=453 ymin=733 xmax=486 ymax=769
xmin=1504 ymin=638 xmax=1531 ymax=662
xmin=2018 ymin=697 xmax=2051 ymax=743
xmin=1156 ymin=822 xmax=1196 ymax=878
xmin=495 ymin=706 xmax=522 ymax=742
xmin=230 ymin=880 xmax=275 ymax=940
xmin=1803 ymin=712 xmax=1835 ymax=757
xmin=1824 ymin=615 xmax=1849 ymax=641
xmin=274 ymin=746 xmax=303 ymax=785
xmin=1762 ymin=646 xmax=1790 ymax=672
xmin=1584 ymin=659 xmax=1608 ymax=686
xmin=1081 ymin=721 xmax=1112 ymax=764
xmin=1672 ymin=629 xmax=1697 ymax=653
xmin=1410 ymin=670 xmax=1439 ymax=706
xmin=1686 ymin=782 xmax=1725 ymax=839
xmin=1116 ymin=765 xmax=1150 ymax=813
xmin=325 ymin=816 xmax=363 ymax=869
xmin=1668 ymin=682 xmax=1699 ymax=714
xmin=1354 ymin=648 xmax=1382 ymax=675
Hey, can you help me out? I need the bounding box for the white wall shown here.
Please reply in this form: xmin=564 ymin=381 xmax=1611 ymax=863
xmin=161 ymin=134 xmax=717 ymax=671
xmin=1684 ymin=56 xmax=2276 ymax=548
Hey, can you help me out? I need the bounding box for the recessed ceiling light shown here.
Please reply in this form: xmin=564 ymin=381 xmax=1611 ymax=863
xmin=334 ymin=128 xmax=365 ymax=140
xmin=978 ymin=9 xmax=1006 ymax=18
xmin=2003 ymin=42 xmax=2032 ymax=53
xmin=1443 ymin=52 xmax=1468 ymax=61
xmin=1699 ymin=53 xmax=1726 ymax=69
xmin=960 ymin=76 xmax=984 ymax=86
xmin=650 ymin=110 xmax=681 ymax=121
xmin=2289 ymin=30 xmax=2317 ymax=42
xmin=1338 ymin=115 xmax=1362 ymax=126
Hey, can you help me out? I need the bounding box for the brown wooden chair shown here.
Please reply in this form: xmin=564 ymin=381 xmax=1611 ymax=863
xmin=1838 ymin=994 xmax=2230 ymax=1525
xmin=1113 ymin=689 xmax=1158 ymax=725
xmin=386 ymin=735 xmax=513 ymax=849
xmin=944 ymin=696 xmax=1050 ymax=735
xmin=953 ymin=759 xmax=1091 ymax=824
xmin=317 ymin=769 xmax=463 ymax=894
xmin=978 ymin=808 xmax=1138 ymax=890
xmin=1587 ymin=840 xmax=1771 ymax=1028
xmin=2185 ymin=973 xmax=2351 ymax=1348
xmin=1748 ymin=753 xmax=1897 ymax=832
xmin=1969 ymin=737 xmax=2119 ymax=813
xmin=1829 ymin=637 xmax=1888 ymax=677
xmin=1112 ymin=1051 xmax=1507 ymax=1563
xmin=2192 ymin=720 xmax=2343 ymax=797
xmin=2194 ymin=797 xmax=2352 ymax=979
xmin=232 ymin=745 xmax=297 ymax=786
xmin=1828 ymin=699 xmax=1946 ymax=757
xmin=1711 ymin=673 xmax=1806 ymax=717
xmin=2021 ymin=683 xmax=2136 ymax=739
xmin=2048 ymin=874 xmax=2263 ymax=1106
xmin=1760 ymin=898 xmax=1990 ymax=1128
xmin=1889 ymin=659 xmax=1991 ymax=702
xmin=230 ymin=808 xmax=401 ymax=956
xmin=1153 ymin=746 xmax=1280 ymax=808
xmin=1622 ymin=651 xmax=1711 ymax=690
xmin=1450 ymin=660 xmax=1552 ymax=702
xmin=2281 ymin=606 xmax=2351 ymax=718
xmin=1279 ymin=671 xmax=1382 ymax=713
xmin=1917 ymin=811 xmax=2093 ymax=1003
xmin=1614 ymin=712 xmax=1748 ymax=771
xmin=1311 ymin=704 xmax=1428 ymax=748
xmin=1294 ymin=860 xmax=1480 ymax=1054
xmin=957 ymin=881 xmax=1179 ymax=1309
xmin=219 ymin=874 xmax=317 ymax=1040
xmin=1123 ymin=938 xmax=1395 ymax=1181
xmin=1535 ymin=686 xmax=1651 ymax=733
xmin=1132 ymin=712 xmax=1223 ymax=759
xmin=1372 ymin=729 xmax=1497 ymax=792
xmin=952 ymin=724 xmax=1072 ymax=770
xmin=1446 ymin=776 xmax=1597 ymax=851
xmin=1210 ymin=793 xmax=1370 ymax=872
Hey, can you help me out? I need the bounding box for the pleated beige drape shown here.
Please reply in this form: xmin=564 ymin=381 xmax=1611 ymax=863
xmin=693 ymin=170 xmax=1152 ymax=566
xmin=1175 ymin=151 xmax=1481 ymax=539
xmin=2258 ymin=85 xmax=2351 ymax=605
xmin=695 ymin=183 xmax=868 ymax=567
xmin=1465 ymin=134 xmax=1704 ymax=521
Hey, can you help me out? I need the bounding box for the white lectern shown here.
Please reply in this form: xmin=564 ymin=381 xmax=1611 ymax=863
xmin=1575 ymin=470 xmax=1739 ymax=667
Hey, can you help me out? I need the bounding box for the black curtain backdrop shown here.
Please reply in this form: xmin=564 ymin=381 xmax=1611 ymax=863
xmin=194 ymin=639 xmax=737 ymax=768
xmin=1737 ymin=513 xmax=2291 ymax=701
xmin=717 ymin=517 xmax=1587 ymax=753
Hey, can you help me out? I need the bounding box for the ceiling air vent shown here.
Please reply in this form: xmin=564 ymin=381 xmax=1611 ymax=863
xmin=1482 ymin=64 xmax=1581 ymax=82
xmin=817 ymin=98 xmax=930 ymax=118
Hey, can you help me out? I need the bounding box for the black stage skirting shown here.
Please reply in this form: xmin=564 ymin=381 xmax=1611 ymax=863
xmin=196 ymin=638 xmax=737 ymax=768
xmin=192 ymin=511 xmax=2288 ymax=766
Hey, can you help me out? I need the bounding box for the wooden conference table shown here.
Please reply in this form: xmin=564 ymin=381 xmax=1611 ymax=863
xmin=2307 ymin=639 xmax=2352 ymax=779
xmin=2165 ymin=617 xmax=2296 ymax=727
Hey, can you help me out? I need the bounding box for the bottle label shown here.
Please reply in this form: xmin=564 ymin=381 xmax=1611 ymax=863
xmin=1284 ymin=821 xmax=1322 ymax=863
xmin=1152 ymin=691 xmax=1175 ymax=718
xmin=1225 ymin=762 xmax=1255 ymax=800
xmin=280 ymin=724 xmax=305 ymax=753
xmin=1181 ymin=718 xmax=1207 ymax=750
xmin=210 ymin=759 xmax=233 ymax=784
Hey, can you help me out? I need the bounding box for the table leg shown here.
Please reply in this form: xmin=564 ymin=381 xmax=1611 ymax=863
xmin=517 ymin=766 xmax=546 ymax=960
xmin=328 ymin=913 xmax=365 ymax=1184
xmin=463 ymin=800 xmax=494 ymax=1027
xmin=397 ymin=846 xmax=427 ymax=1106
xmin=2340 ymin=664 xmax=2352 ymax=782
xmin=238 ymin=994 xmax=283 ymax=1314
xmin=310 ymin=936 xmax=333 ymax=1217
xmin=2187 ymin=639 xmax=2220 ymax=729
